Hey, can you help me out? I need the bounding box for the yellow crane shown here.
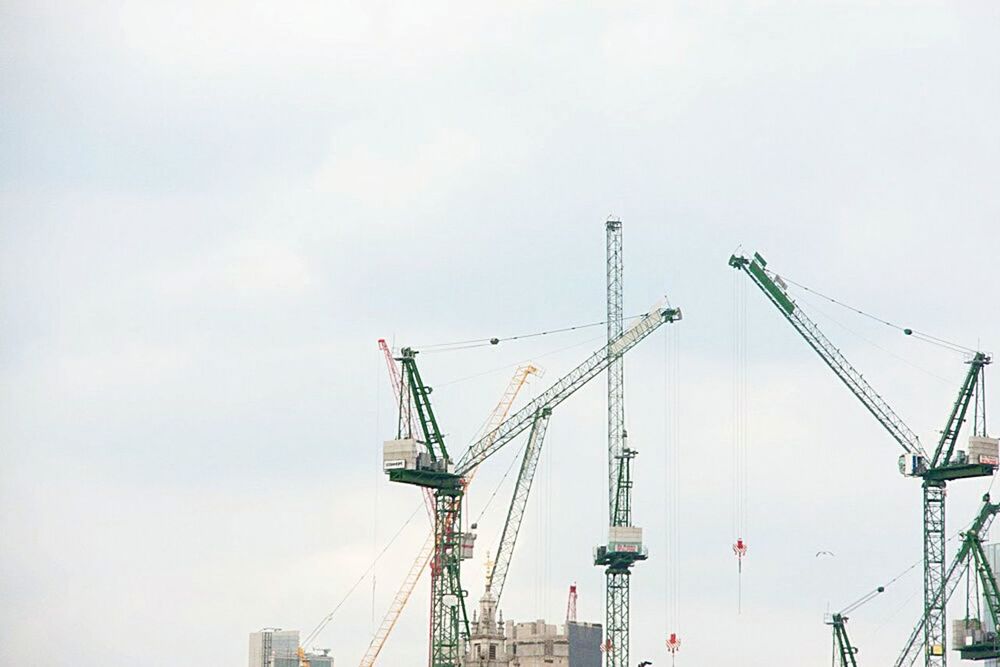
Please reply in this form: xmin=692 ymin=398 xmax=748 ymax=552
xmin=357 ymin=363 xmax=540 ymax=667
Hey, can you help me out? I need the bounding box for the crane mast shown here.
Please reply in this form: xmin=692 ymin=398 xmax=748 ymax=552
xmin=359 ymin=363 xmax=537 ymax=667
xmin=896 ymin=496 xmax=1000 ymax=667
xmin=594 ymin=219 xmax=642 ymax=667
xmin=384 ymin=300 xmax=681 ymax=666
xmin=730 ymin=251 xmax=994 ymax=667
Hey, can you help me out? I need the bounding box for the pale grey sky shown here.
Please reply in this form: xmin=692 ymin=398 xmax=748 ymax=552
xmin=2 ymin=2 xmax=1000 ymax=666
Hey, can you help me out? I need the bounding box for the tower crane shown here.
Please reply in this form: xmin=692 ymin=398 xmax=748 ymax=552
xmin=484 ymin=406 xmax=552 ymax=604
xmin=358 ymin=361 xmax=538 ymax=667
xmin=896 ymin=495 xmax=1000 ymax=665
xmin=595 ymin=219 xmax=643 ymax=667
xmin=730 ymin=251 xmax=995 ymax=667
xmin=383 ymin=299 xmax=682 ymax=666
xmin=827 ymin=584 xmax=886 ymax=667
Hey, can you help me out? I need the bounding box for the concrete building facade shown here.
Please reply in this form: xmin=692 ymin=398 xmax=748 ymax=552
xmin=462 ymin=580 xmax=601 ymax=667
xmin=249 ymin=629 xmax=333 ymax=667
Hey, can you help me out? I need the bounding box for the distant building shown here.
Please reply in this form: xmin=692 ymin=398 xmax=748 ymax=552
xmin=506 ymin=619 xmax=568 ymax=666
xmin=466 ymin=584 xmax=509 ymax=666
xmin=566 ymin=622 xmax=602 ymax=667
xmin=249 ymin=629 xmax=300 ymax=667
xmin=461 ymin=570 xmax=601 ymax=667
xmin=304 ymin=649 xmax=334 ymax=667
xmin=249 ymin=629 xmax=333 ymax=667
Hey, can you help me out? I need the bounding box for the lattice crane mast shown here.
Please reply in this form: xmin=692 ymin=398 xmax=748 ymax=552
xmin=359 ymin=363 xmax=538 ymax=667
xmin=731 ymin=251 xmax=994 ymax=667
xmin=383 ymin=300 xmax=682 ymax=667
xmin=896 ymin=495 xmax=1000 ymax=666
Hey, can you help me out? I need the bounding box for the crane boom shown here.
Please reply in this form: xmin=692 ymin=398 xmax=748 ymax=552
xmin=485 ymin=407 xmax=552 ymax=603
xmin=360 ymin=364 xmax=538 ymax=667
xmin=729 ymin=253 xmax=925 ymax=458
xmin=828 ymin=585 xmax=885 ymax=667
xmin=456 ymin=301 xmax=682 ymax=475
xmin=387 ymin=296 xmax=680 ymax=666
xmin=732 ymin=251 xmax=995 ymax=667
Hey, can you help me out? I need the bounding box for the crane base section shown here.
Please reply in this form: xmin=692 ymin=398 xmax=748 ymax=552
xmin=388 ymin=468 xmax=463 ymax=491
xmin=594 ymin=546 xmax=648 ymax=573
xmin=923 ymin=463 xmax=995 ymax=482
xmin=959 ymin=644 xmax=1000 ymax=660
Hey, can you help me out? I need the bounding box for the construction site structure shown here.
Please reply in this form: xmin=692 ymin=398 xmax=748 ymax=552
xmin=385 ymin=297 xmax=681 ymax=666
xmin=566 ymin=585 xmax=577 ymax=623
xmin=462 ymin=573 xmax=602 ymax=667
xmin=249 ymin=629 xmax=334 ymax=667
xmin=485 ymin=407 xmax=552 ymax=604
xmin=826 ymin=585 xmax=885 ymax=667
xmin=594 ymin=218 xmax=646 ymax=667
xmin=731 ymin=251 xmax=995 ymax=667
xmin=358 ymin=362 xmax=538 ymax=667
xmin=896 ymin=495 xmax=1000 ymax=665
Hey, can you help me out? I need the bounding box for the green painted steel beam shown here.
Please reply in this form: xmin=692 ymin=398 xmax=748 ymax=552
xmin=387 ymin=469 xmax=463 ymax=490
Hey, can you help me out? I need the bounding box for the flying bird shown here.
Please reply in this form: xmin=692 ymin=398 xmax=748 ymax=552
xmin=816 ymin=550 xmax=836 ymax=558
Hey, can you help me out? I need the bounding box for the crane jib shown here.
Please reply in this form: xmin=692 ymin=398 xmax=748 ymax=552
xmin=747 ymin=259 xmax=796 ymax=315
xmin=454 ymin=303 xmax=681 ymax=476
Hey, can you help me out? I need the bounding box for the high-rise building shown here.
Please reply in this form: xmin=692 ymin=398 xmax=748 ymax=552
xmin=249 ymin=629 xmax=300 ymax=667
xmin=566 ymin=622 xmax=602 ymax=667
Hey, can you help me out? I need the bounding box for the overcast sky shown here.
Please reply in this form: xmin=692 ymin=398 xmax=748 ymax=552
xmin=3 ymin=2 xmax=1000 ymax=665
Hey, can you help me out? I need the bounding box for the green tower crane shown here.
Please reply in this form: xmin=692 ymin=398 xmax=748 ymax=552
xmin=896 ymin=495 xmax=1000 ymax=665
xmin=827 ymin=584 xmax=886 ymax=667
xmin=385 ymin=301 xmax=682 ymax=667
xmin=730 ymin=251 xmax=994 ymax=667
xmin=593 ymin=218 xmax=645 ymax=667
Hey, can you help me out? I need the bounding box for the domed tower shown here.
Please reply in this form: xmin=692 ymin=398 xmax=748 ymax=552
xmin=463 ymin=554 xmax=509 ymax=666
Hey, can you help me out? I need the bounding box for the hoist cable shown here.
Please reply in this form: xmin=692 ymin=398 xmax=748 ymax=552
xmin=303 ymin=501 xmax=425 ymax=647
xmin=800 ymin=294 xmax=956 ymax=386
xmin=780 ymin=275 xmax=978 ymax=355
xmin=434 ymin=334 xmax=605 ymax=389
xmin=413 ymin=314 xmax=646 ymax=353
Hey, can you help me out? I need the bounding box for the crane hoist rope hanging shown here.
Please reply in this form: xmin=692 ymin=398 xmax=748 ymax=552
xmin=664 ymin=325 xmax=682 ymax=662
xmin=731 ymin=265 xmax=750 ymax=612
